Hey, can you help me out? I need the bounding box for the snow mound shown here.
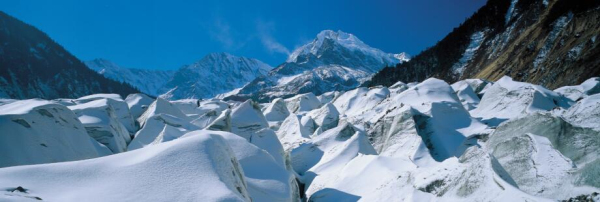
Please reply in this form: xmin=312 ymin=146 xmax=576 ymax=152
xmin=562 ymin=94 xmax=600 ymax=131
xmin=264 ymin=98 xmax=290 ymax=122
xmin=393 ymin=78 xmax=489 ymax=162
xmin=306 ymin=103 xmax=340 ymax=132
xmin=68 ymin=98 xmax=133 ymax=153
xmin=290 ymin=123 xmax=377 ymax=198
xmin=125 ymin=93 xmax=154 ymax=120
xmin=284 ymin=93 xmax=321 ymax=114
xmin=316 ymin=91 xmax=341 ymax=105
xmin=128 ymin=98 xmax=198 ymax=150
xmin=471 ymin=76 xmax=571 ymax=126
xmin=0 ymin=132 xmax=252 ymax=201
xmin=488 ymin=112 xmax=600 ymax=198
xmin=276 ymin=115 xmax=313 ymax=151
xmin=555 ymin=77 xmax=600 ymax=101
xmin=0 ymin=99 xmax=110 ymax=168
xmin=333 ymin=87 xmax=389 ymax=118
xmin=184 ymin=131 xmax=298 ymax=202
xmin=451 ymin=80 xmax=483 ymax=110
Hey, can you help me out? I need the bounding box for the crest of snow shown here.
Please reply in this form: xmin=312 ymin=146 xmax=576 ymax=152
xmin=393 ymin=52 xmax=411 ymax=63
xmin=263 ymin=98 xmax=290 ymax=122
xmin=287 ymin=30 xmax=403 ymax=66
xmin=533 ymin=13 xmax=573 ymax=69
xmin=554 ymin=77 xmax=600 ymax=101
xmin=68 ymin=98 xmax=133 ymax=153
xmin=0 ymin=133 xmax=252 ymax=201
xmin=0 ymin=99 xmax=110 ymax=168
xmin=284 ymin=93 xmax=321 ymax=114
xmin=451 ymin=31 xmax=486 ymax=75
xmin=184 ymin=131 xmax=298 ymax=202
xmin=125 ymin=93 xmax=154 ymax=120
xmin=563 ymin=94 xmax=600 ymax=131
xmin=471 ymin=76 xmax=572 ymax=126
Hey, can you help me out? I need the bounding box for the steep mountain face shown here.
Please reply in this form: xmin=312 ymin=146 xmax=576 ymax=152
xmin=85 ymin=59 xmax=174 ymax=97
xmin=369 ymin=0 xmax=600 ymax=90
xmin=160 ymin=52 xmax=272 ymax=100
xmin=0 ymin=11 xmax=139 ymax=99
xmin=235 ymin=30 xmax=408 ymax=102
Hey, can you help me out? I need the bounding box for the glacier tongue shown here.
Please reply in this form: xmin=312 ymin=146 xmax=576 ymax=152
xmin=2 ymin=76 xmax=600 ymax=201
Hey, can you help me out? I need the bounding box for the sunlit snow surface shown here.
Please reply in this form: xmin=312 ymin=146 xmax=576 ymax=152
xmin=2 ymin=76 xmax=600 ymax=202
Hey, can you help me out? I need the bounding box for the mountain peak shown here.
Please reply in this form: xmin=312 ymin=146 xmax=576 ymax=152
xmin=286 ymin=30 xmax=402 ymax=67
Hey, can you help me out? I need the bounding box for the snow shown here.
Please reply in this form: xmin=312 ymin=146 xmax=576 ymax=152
xmin=451 ymin=31 xmax=486 ymax=75
xmin=471 ymin=76 xmax=571 ymax=126
xmin=68 ymin=98 xmax=132 ymax=153
xmin=505 ymin=0 xmax=519 ymax=24
xmin=488 ymin=112 xmax=600 ymax=198
xmin=554 ymin=77 xmax=600 ymax=101
xmin=124 ymin=93 xmax=154 ymax=120
xmin=161 ymin=53 xmax=272 ymax=99
xmin=0 ymin=132 xmax=252 ymax=201
xmin=2 ymin=75 xmax=600 ymax=201
xmin=0 ymin=99 xmax=110 ymax=168
xmin=563 ymin=94 xmax=600 ymax=131
xmin=184 ymin=131 xmax=298 ymax=202
xmin=85 ymin=59 xmax=174 ymax=96
xmin=533 ymin=14 xmax=573 ymax=69
xmin=263 ymin=98 xmax=290 ymax=122
xmin=284 ymin=93 xmax=321 ymax=113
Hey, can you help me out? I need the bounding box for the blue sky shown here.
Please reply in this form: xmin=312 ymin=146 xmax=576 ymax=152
xmin=1 ymin=0 xmax=486 ymax=70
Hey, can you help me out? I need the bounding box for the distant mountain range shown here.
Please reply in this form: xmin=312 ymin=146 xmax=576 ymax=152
xmin=87 ymin=30 xmax=407 ymax=102
xmin=234 ymin=30 xmax=409 ymax=102
xmin=85 ymin=53 xmax=272 ymax=99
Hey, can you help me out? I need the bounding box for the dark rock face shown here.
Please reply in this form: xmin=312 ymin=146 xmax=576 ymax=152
xmin=0 ymin=11 xmax=139 ymax=99
xmin=369 ymin=0 xmax=600 ymax=90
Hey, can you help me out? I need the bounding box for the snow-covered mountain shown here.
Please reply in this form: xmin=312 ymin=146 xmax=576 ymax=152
xmin=2 ymin=76 xmax=599 ymax=201
xmin=161 ymin=53 xmax=273 ymax=100
xmin=0 ymin=12 xmax=139 ymax=99
xmin=85 ymin=59 xmax=175 ymax=97
xmin=235 ymin=30 xmax=409 ymax=102
xmin=85 ymin=53 xmax=272 ymax=99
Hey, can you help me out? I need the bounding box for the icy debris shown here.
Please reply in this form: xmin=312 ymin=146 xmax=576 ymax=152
xmin=230 ymin=100 xmax=269 ymax=137
xmin=68 ymin=99 xmax=133 ymax=153
xmin=488 ymin=112 xmax=600 ymax=198
xmin=0 ymin=99 xmax=110 ymax=168
xmin=125 ymin=93 xmax=154 ymax=120
xmin=451 ymin=81 xmax=481 ymax=110
xmin=306 ymin=103 xmax=340 ymax=132
xmin=471 ymin=76 xmax=572 ymax=126
xmin=284 ymin=93 xmax=321 ymax=114
xmin=276 ymin=115 xmax=312 ymax=151
xmin=290 ymin=123 xmax=377 ymax=198
xmin=184 ymin=131 xmax=298 ymax=202
xmin=555 ymin=77 xmax=600 ymax=101
xmin=333 ymin=87 xmax=389 ymax=117
xmin=264 ymin=98 xmax=290 ymax=122
xmin=0 ymin=133 xmax=252 ymax=201
xmin=127 ymin=98 xmax=198 ymax=150
xmin=316 ymin=91 xmax=341 ymax=105
xmin=563 ymin=94 xmax=600 ymax=131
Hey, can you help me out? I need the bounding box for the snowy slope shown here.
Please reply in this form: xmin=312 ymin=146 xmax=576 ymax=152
xmin=237 ymin=30 xmax=408 ymax=101
xmin=0 ymin=99 xmax=110 ymax=168
xmin=85 ymin=59 xmax=175 ymax=96
xmin=0 ymin=133 xmax=252 ymax=201
xmin=161 ymin=53 xmax=272 ymax=99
